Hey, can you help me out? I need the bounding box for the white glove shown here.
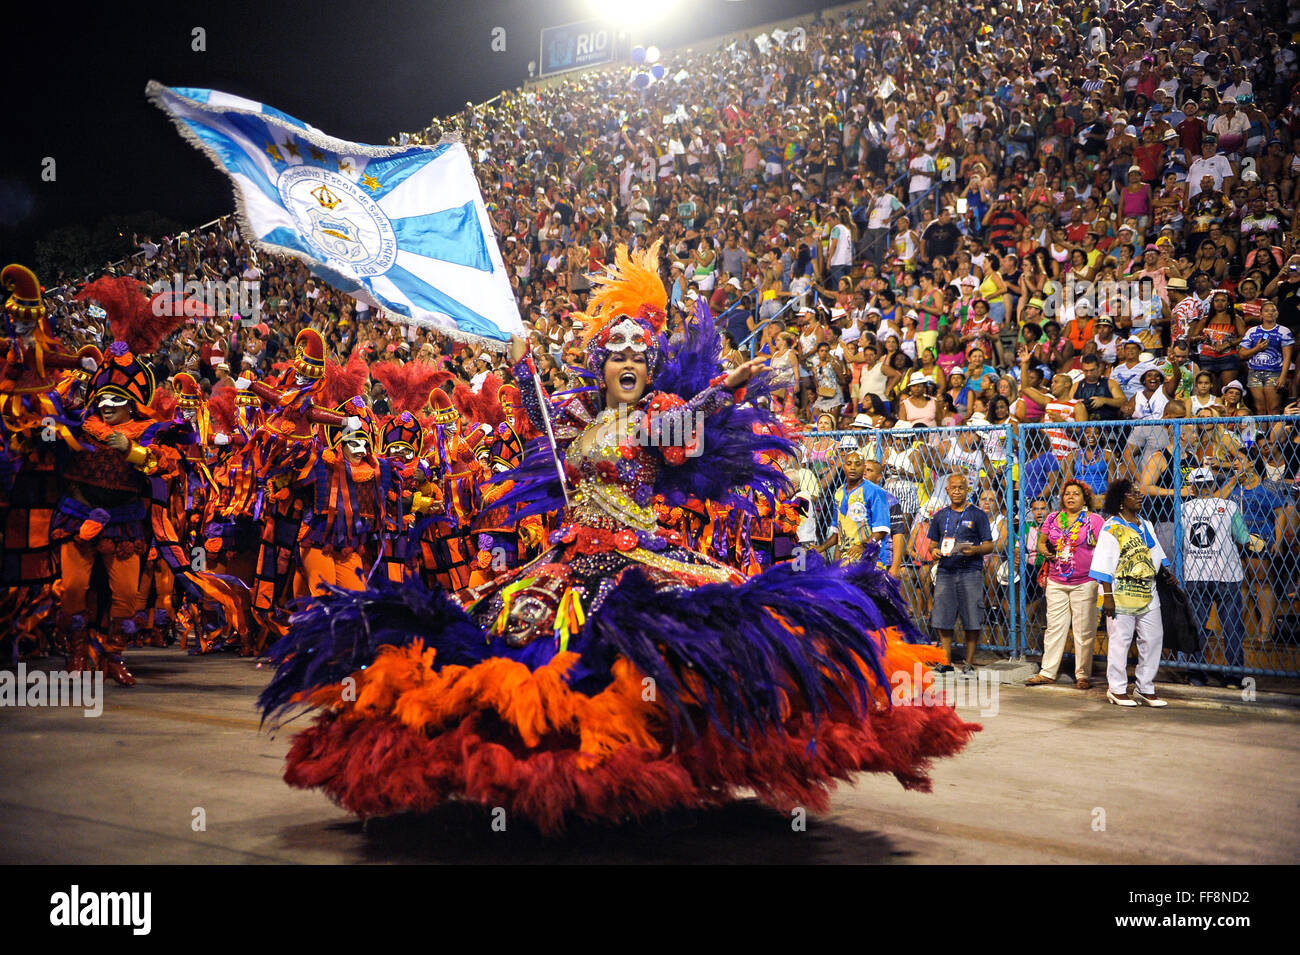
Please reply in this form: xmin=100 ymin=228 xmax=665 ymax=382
xmin=214 ymin=433 xmax=230 ymax=446
xmin=479 ymin=423 xmax=493 ymax=436
xmin=346 ymin=415 xmax=363 ymax=431
xmin=235 ymin=377 xmax=251 ymax=391
xmin=80 ymin=356 xmax=98 ymax=373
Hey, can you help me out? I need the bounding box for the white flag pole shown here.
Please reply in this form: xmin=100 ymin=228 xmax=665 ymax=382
xmin=526 ymin=355 xmax=571 ymax=507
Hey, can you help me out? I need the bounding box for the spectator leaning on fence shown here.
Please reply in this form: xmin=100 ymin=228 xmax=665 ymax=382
xmin=1180 ymin=466 xmax=1250 ymax=688
xmin=816 ymin=447 xmax=890 ymax=569
xmin=922 ymin=473 xmax=994 ymax=676
xmin=1234 ymin=454 xmax=1296 ymax=647
xmin=1092 ymin=479 xmax=1170 ymax=708
xmin=1028 ymin=479 xmax=1105 ymax=690
xmin=862 ymin=457 xmax=906 ymax=579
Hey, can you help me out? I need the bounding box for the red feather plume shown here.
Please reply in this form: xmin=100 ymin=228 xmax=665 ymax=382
xmin=209 ymin=382 xmax=238 ymax=434
xmin=370 ymin=360 xmax=443 ymax=416
xmin=450 ymin=380 xmax=478 ymax=422
xmin=323 ymin=349 xmax=369 ymax=407
xmin=76 ymin=276 xmax=184 ymax=356
xmin=474 ymin=374 xmax=504 ymax=429
xmin=150 ymin=387 xmax=179 ymax=421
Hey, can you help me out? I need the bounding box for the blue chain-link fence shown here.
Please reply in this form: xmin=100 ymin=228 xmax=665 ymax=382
xmin=800 ymin=416 xmax=1300 ymax=677
xmin=797 ymin=425 xmax=1016 ymax=652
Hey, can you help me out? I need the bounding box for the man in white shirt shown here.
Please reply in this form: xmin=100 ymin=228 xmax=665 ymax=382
xmin=134 ymin=234 xmax=159 ymax=262
xmin=1210 ymin=100 xmax=1250 ymax=150
xmin=627 ymin=185 xmax=650 ymax=232
xmin=1087 ymin=19 xmax=1109 ymax=55
xmin=827 ymin=212 xmax=854 ymax=285
xmin=1186 ymin=135 xmax=1236 ymax=198
xmin=908 ymin=150 xmax=936 ymax=200
xmin=1112 ymin=338 xmax=1158 ymax=398
xmin=1181 ymin=467 xmax=1249 ymax=681
xmin=864 ymin=188 xmax=904 ymax=267
xmin=1220 ymin=67 xmax=1254 ymax=103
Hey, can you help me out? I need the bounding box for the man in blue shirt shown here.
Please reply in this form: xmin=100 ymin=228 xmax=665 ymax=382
xmin=817 ymin=448 xmax=890 ymax=567
xmin=1235 ymin=461 xmax=1292 ymax=645
xmin=864 ymin=458 xmax=906 ymax=578
xmin=923 ymin=473 xmax=994 ymax=673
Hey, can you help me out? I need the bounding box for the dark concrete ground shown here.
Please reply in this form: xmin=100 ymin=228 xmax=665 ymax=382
xmin=1 ymin=647 xmax=1296 ymax=864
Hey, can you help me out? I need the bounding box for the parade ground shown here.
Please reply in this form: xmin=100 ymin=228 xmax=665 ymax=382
xmin=2 ymin=650 xmax=1296 ymax=865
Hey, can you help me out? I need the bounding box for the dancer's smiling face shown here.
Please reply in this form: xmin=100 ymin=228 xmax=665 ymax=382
xmin=97 ymin=394 xmax=131 ymax=426
xmin=604 ymin=347 xmax=648 ymax=407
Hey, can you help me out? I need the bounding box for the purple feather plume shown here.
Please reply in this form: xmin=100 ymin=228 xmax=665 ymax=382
xmin=587 ymin=550 xmax=916 ymax=740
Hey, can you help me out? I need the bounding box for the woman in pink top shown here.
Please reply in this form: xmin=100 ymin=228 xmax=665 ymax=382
xmin=899 ymin=375 xmax=941 ymax=427
xmin=1027 ymin=479 xmax=1106 ymax=689
xmin=936 ymin=331 xmax=965 ymax=376
xmin=1119 ymin=166 xmax=1153 ymax=233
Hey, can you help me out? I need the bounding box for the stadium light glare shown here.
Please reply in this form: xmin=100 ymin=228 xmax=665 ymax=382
xmin=585 ymin=0 xmax=682 ymax=30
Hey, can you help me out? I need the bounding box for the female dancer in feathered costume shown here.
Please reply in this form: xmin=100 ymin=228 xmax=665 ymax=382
xmin=260 ymin=243 xmax=977 ymax=834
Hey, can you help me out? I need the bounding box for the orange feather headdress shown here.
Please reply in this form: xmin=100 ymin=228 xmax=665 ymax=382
xmin=578 ymin=241 xmax=668 ymax=379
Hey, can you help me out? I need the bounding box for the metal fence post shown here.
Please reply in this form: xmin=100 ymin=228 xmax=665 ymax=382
xmin=1172 ymin=420 xmax=1183 ymax=580
xmin=793 ymin=415 xmax=1298 ymax=677
xmin=1013 ymin=423 xmax=1026 ymax=659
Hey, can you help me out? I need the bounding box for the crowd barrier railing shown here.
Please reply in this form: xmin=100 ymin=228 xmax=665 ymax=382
xmin=800 ymin=416 xmax=1300 ymax=679
xmin=1013 ymin=416 xmax=1300 ymax=679
xmin=798 ymin=425 xmax=1017 ymax=652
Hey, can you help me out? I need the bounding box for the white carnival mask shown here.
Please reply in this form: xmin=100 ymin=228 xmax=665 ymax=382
xmin=97 ymin=394 xmax=130 ymax=411
xmin=603 ymin=317 xmax=650 ymax=354
xmin=343 ymin=435 xmax=369 ymax=456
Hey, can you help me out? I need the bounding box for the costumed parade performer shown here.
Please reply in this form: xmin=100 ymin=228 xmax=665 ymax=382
xmin=259 ymin=243 xmax=978 ymax=834
xmin=0 ymin=264 xmax=98 ymax=659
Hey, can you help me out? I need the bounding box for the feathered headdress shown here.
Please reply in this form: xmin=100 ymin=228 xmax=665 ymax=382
xmin=381 ymin=411 xmax=423 ymax=457
xmin=450 ymin=379 xmax=478 ymax=423
xmin=579 ymin=240 xmax=668 ymax=380
xmin=75 ymin=276 xmax=183 ymax=356
xmin=150 ymin=385 xmax=179 ymax=422
xmin=423 ymin=369 xmax=456 ymax=412
xmin=491 ymin=301 xmax=793 ymax=521
xmin=370 ymin=360 xmax=443 ymax=416
xmin=474 ymin=373 xmax=504 ymax=429
xmin=88 ymin=341 xmax=156 ymax=415
xmin=209 ymin=381 xmax=239 ymax=435
xmin=322 ymin=349 xmax=369 ymax=407
xmin=497 ymin=382 xmax=539 ymax=442
xmin=3 ymin=263 xmax=50 ymax=337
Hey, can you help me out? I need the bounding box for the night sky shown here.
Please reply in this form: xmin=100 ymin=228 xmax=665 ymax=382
xmin=0 ymin=0 xmax=839 ymax=264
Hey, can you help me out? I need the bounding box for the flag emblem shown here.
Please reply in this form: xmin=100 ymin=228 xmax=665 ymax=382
xmin=280 ymin=166 xmax=397 ymax=273
xmin=147 ymin=81 xmax=523 ymax=344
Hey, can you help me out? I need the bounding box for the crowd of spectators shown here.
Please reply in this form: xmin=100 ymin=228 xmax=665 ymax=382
xmin=38 ymin=0 xmax=1300 ymax=654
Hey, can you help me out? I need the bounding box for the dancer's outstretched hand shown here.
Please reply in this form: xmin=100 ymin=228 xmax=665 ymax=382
xmin=724 ymin=356 xmax=766 ymax=392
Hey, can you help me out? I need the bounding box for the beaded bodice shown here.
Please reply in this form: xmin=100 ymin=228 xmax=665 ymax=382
xmin=564 ymin=404 xmax=661 ymax=533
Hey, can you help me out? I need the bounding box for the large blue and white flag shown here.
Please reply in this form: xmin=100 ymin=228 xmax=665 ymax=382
xmin=146 ymin=81 xmax=523 ymax=345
